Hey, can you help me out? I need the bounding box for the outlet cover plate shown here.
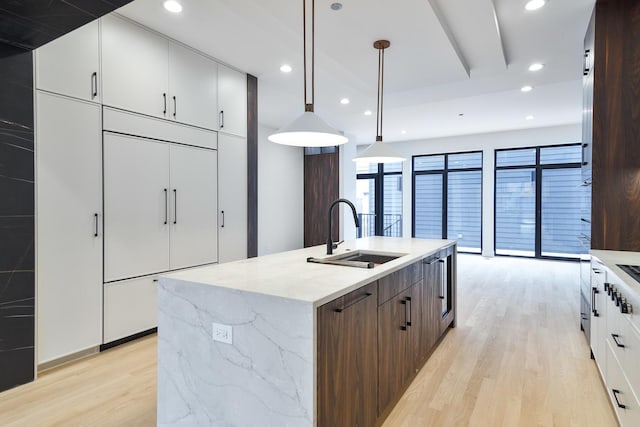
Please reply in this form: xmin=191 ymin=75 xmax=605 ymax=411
xmin=212 ymin=322 xmax=233 ymax=344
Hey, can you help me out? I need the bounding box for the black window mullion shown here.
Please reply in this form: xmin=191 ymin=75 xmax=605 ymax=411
xmin=535 ymin=148 xmax=542 ymax=258
xmin=442 ymin=156 xmax=448 ymax=240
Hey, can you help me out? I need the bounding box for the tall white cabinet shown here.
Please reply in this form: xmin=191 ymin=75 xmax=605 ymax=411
xmin=219 ymin=134 xmax=247 ymax=263
xmin=218 ymin=64 xmax=247 ymax=137
xmin=36 ymin=92 xmax=103 ymax=364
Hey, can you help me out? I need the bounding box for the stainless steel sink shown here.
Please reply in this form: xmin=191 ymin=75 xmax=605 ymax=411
xmin=307 ymin=250 xmax=406 ymax=269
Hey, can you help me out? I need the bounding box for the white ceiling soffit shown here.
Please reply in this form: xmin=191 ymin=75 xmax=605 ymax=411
xmin=116 ymin=0 xmax=595 ymax=144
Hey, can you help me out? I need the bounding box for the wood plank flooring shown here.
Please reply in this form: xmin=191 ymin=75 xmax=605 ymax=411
xmin=0 ymin=255 xmax=617 ymax=426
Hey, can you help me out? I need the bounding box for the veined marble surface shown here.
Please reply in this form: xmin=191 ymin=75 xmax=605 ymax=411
xmin=162 ymin=236 xmax=456 ymax=307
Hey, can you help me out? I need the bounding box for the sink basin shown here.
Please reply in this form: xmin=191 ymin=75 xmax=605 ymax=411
xmin=307 ymin=250 xmax=406 ymax=269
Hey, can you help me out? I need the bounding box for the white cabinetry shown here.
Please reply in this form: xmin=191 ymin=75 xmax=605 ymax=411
xmin=169 ymin=42 xmax=218 ymax=129
xmin=104 ymin=275 xmax=158 ymax=343
xmin=101 ymin=14 xmax=169 ymax=119
xmin=590 ymin=260 xmax=607 ymax=370
xmin=104 ymin=124 xmax=218 ymax=282
xmin=218 ymin=64 xmax=247 ymax=137
xmin=35 ymin=20 xmax=101 ymax=103
xmin=218 ymin=134 xmax=247 ymax=263
xmin=36 ymin=92 xmax=102 ymax=364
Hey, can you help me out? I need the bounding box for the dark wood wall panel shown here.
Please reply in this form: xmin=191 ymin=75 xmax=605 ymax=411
xmin=304 ymin=151 xmax=339 ymax=248
xmin=247 ymin=74 xmax=258 ymax=258
xmin=591 ymin=0 xmax=640 ymax=250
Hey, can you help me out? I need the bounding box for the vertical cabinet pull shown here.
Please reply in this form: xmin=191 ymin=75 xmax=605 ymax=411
xmin=173 ymin=96 xmax=177 ymax=118
xmin=94 ymin=213 xmax=99 ymax=237
xmin=439 ymin=259 xmax=445 ymax=299
xmin=91 ymin=72 xmax=98 ymax=99
xmin=400 ymin=299 xmax=407 ymax=331
xmin=163 ymin=93 xmax=167 ymax=115
xmin=219 ymin=110 xmax=224 ymax=128
xmin=221 ymin=210 xmax=225 ymax=228
xmin=612 ymin=389 xmax=626 ymax=409
xmin=173 ymin=189 xmax=177 ymax=224
xmin=611 ymin=334 xmax=625 ymax=348
xmin=591 ymin=286 xmax=599 ymax=317
xmin=406 ymin=296 xmax=412 ymax=327
xmin=163 ymin=189 xmax=168 ymax=225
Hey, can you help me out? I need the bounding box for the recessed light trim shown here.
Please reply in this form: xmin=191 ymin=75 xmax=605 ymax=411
xmin=163 ymin=0 xmax=183 ymax=13
xmin=521 ymin=85 xmax=533 ymax=92
xmin=525 ymin=0 xmax=546 ymax=11
xmin=280 ymin=64 xmax=292 ymax=73
xmin=526 ymin=115 xmax=535 ymax=120
xmin=364 ymin=110 xmax=373 ymax=116
xmin=330 ymin=2 xmax=343 ymax=11
xmin=528 ymin=63 xmax=544 ymax=72
xmin=340 ymin=98 xmax=350 ymax=105
xmin=401 ymin=130 xmax=407 ymax=135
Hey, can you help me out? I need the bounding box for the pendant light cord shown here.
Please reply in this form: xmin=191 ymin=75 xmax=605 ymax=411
xmin=303 ymin=0 xmax=315 ymax=112
xmin=376 ymin=45 xmax=385 ymax=142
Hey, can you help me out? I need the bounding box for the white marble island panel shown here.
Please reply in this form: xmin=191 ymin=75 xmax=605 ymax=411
xmin=158 ymin=237 xmax=456 ymax=426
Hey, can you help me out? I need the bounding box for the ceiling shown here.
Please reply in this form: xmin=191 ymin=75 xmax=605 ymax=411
xmin=117 ymin=0 xmax=595 ymax=144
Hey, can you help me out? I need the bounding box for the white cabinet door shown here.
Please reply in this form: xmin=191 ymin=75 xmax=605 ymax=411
xmin=36 ymin=92 xmax=102 ymax=363
xmin=104 ymin=275 xmax=158 ymax=343
xmin=168 ymin=42 xmax=218 ymax=130
xmin=101 ymin=15 xmax=169 ymax=119
xmin=104 ymin=133 xmax=170 ymax=281
xmin=218 ymin=134 xmax=247 ymax=263
xmin=35 ymin=20 xmax=100 ymax=103
xmin=218 ymin=64 xmax=247 ymax=137
xmin=169 ymin=145 xmax=218 ymax=269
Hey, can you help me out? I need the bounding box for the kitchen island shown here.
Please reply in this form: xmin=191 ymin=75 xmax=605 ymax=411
xmin=158 ymin=237 xmax=456 ymax=426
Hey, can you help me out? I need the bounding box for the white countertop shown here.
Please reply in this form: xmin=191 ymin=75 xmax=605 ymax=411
xmin=161 ymin=237 xmax=455 ymax=306
xmin=592 ymin=249 xmax=640 ymax=297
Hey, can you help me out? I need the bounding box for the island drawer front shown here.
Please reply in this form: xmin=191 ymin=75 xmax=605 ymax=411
xmin=320 ymin=281 xmax=378 ymax=312
xmin=103 ymin=275 xmax=158 ymax=344
xmin=378 ymin=261 xmax=422 ymax=305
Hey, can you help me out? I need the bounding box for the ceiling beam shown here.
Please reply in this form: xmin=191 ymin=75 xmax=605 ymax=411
xmin=427 ymin=0 xmax=470 ymax=77
xmin=489 ymin=0 xmax=508 ymax=68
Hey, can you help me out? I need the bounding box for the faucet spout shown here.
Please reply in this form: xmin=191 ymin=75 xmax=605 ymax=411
xmin=327 ymin=198 xmax=360 ymax=255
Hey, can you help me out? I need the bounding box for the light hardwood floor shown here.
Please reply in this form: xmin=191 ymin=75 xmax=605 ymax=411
xmin=0 ymin=255 xmax=617 ymax=426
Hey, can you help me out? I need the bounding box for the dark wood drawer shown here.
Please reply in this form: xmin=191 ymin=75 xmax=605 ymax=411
xmin=378 ymin=261 xmax=422 ymax=305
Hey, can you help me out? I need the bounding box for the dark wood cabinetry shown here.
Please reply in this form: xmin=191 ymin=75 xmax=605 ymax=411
xmin=317 ymin=281 xmax=378 ymax=427
xmin=421 ymin=257 xmax=443 ymax=356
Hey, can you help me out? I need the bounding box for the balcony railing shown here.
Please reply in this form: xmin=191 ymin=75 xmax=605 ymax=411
xmin=357 ymin=213 xmax=402 ymax=238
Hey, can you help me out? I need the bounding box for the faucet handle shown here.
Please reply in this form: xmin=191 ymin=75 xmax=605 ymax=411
xmin=332 ymin=240 xmax=344 ymax=249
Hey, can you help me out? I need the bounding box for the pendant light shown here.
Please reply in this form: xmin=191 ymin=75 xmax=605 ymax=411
xmin=353 ymin=40 xmax=406 ymax=164
xmin=268 ymin=0 xmax=348 ymax=147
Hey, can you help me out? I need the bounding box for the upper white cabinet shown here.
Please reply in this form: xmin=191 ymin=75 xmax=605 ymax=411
xmin=218 ymin=64 xmax=247 ymax=137
xmin=35 ymin=20 xmax=101 ymax=103
xmin=218 ymin=134 xmax=247 ymax=263
xmin=103 ymin=133 xmax=171 ymax=282
xmin=169 ymin=42 xmax=218 ymax=129
xmin=101 ymin=14 xmax=169 ymax=119
xmin=36 ymin=91 xmax=103 ymax=363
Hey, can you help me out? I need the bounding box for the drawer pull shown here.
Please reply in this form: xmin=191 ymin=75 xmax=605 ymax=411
xmin=612 ymin=389 xmax=626 ymax=409
xmin=611 ymin=334 xmax=625 ymax=348
xmin=335 ymin=292 xmax=372 ymax=313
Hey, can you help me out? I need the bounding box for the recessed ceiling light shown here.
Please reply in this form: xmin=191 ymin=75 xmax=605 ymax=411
xmin=330 ymin=2 xmax=343 ymax=11
xmin=280 ymin=64 xmax=292 ymax=73
xmin=401 ymin=130 xmax=407 ymax=135
xmin=528 ymin=63 xmax=544 ymax=72
xmin=526 ymin=115 xmax=535 ymax=120
xmin=458 ymin=113 xmax=464 ymax=117
xmin=340 ymin=98 xmax=350 ymax=105
xmin=521 ymin=85 xmax=533 ymax=92
xmin=364 ymin=110 xmax=372 ymax=116
xmin=163 ymin=0 xmax=183 ymax=13
xmin=525 ymin=0 xmax=546 ymax=11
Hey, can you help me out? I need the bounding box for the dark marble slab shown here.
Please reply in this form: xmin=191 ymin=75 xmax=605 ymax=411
xmin=0 ymin=0 xmax=133 ymax=52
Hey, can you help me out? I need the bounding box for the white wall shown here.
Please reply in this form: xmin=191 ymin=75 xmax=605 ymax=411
xmin=339 ymin=135 xmax=358 ymax=241
xmin=258 ymin=124 xmax=304 ymax=255
xmin=353 ymin=124 xmax=582 ymax=256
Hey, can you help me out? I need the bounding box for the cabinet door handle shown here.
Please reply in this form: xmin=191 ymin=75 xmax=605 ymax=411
xmin=91 ymin=72 xmax=98 ymax=99
xmin=173 ymin=189 xmax=177 ymax=224
xmin=334 ymin=292 xmax=372 ymax=313
xmin=612 ymin=389 xmax=626 ymax=409
xmin=406 ymin=296 xmax=412 ymax=327
xmin=583 ymin=50 xmax=591 ymax=76
xmin=219 ymin=110 xmax=224 ymax=128
xmin=163 ymin=93 xmax=167 ymax=115
xmin=591 ymin=286 xmax=599 ymax=317
xmin=94 ymin=213 xmax=99 ymax=237
xmin=164 ymin=189 xmax=168 ymax=225
xmin=611 ymin=334 xmax=625 ymax=348
xmin=400 ymin=299 xmax=408 ymax=331
xmin=173 ymin=96 xmax=177 ymax=118
xmin=423 ymin=257 xmax=439 ymax=265
xmin=221 ymin=210 xmax=225 ymax=228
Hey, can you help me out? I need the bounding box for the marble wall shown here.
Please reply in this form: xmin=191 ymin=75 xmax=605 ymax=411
xmin=0 ymin=49 xmax=35 ymax=392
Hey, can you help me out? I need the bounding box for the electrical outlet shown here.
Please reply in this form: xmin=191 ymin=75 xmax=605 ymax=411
xmin=212 ymin=322 xmax=233 ymax=344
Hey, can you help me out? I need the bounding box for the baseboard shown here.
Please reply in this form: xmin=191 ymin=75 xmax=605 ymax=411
xmin=37 ymin=346 xmax=100 ymax=373
xmin=99 ymin=328 xmax=157 ymax=352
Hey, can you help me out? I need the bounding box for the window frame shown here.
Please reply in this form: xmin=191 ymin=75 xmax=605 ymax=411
xmin=356 ymin=163 xmax=403 ymax=236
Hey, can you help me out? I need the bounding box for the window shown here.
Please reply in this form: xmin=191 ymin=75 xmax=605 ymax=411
xmin=494 ymin=144 xmax=582 ymax=259
xmin=413 ymin=152 xmax=482 ymax=253
xmin=355 ymin=162 xmax=402 ymax=237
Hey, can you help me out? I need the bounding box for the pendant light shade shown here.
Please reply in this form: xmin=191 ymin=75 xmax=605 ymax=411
xmin=268 ymin=0 xmax=348 ymax=147
xmin=353 ymin=40 xmax=406 ymax=164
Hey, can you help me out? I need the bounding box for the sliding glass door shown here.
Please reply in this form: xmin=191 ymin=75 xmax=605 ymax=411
xmin=356 ymin=162 xmax=402 ymax=237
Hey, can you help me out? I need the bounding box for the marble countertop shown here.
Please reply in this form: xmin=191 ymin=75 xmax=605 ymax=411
xmin=161 ymin=236 xmax=455 ymax=306
xmin=592 ymin=249 xmax=640 ymax=298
